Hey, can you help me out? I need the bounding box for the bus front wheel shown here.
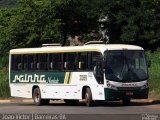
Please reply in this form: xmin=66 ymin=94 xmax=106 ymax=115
xmin=33 ymin=88 xmax=49 ymax=106
xmin=85 ymin=88 xmax=93 ymax=107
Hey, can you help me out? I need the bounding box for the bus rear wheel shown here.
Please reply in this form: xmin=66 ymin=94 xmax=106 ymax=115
xmin=33 ymin=88 xmax=49 ymax=106
xmin=85 ymin=88 xmax=93 ymax=107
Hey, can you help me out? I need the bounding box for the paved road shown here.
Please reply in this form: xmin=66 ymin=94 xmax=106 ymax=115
xmin=0 ymin=101 xmax=160 ymax=120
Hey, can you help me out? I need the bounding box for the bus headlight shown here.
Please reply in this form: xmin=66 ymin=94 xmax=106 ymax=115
xmin=141 ymin=83 xmax=148 ymax=90
xmin=111 ymin=85 xmax=118 ymax=90
xmin=106 ymin=82 xmax=118 ymax=90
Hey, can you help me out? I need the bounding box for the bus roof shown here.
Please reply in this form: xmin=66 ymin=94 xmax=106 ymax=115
xmin=10 ymin=44 xmax=144 ymax=54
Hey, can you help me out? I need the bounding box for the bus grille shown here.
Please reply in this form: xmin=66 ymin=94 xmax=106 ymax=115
xmin=117 ymin=87 xmax=140 ymax=91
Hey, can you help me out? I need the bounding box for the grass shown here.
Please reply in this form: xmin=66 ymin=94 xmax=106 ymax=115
xmin=148 ymin=50 xmax=160 ymax=99
xmin=0 ymin=56 xmax=10 ymax=98
xmin=0 ymin=68 xmax=10 ymax=97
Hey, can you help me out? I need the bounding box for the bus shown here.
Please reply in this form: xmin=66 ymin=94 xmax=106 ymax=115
xmin=9 ymin=41 xmax=149 ymax=106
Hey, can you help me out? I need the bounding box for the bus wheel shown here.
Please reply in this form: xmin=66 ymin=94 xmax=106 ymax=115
xmin=33 ymin=88 xmax=49 ymax=106
xmin=122 ymin=99 xmax=131 ymax=106
xmin=85 ymin=88 xmax=93 ymax=107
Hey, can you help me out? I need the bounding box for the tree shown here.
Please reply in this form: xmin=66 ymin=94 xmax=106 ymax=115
xmin=99 ymin=0 xmax=160 ymax=50
xmin=151 ymin=0 xmax=160 ymax=50
xmin=0 ymin=0 xmax=63 ymax=55
xmin=0 ymin=0 xmax=159 ymax=56
xmin=0 ymin=8 xmax=18 ymax=55
xmin=0 ymin=0 xmax=17 ymax=7
xmin=52 ymin=0 xmax=102 ymax=45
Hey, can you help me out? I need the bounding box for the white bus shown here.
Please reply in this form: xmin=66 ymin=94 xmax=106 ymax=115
xmin=9 ymin=42 xmax=149 ymax=106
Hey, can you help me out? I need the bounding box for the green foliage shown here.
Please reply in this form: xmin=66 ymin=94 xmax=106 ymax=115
xmin=0 ymin=70 xmax=10 ymax=97
xmin=0 ymin=0 xmax=17 ymax=7
xmin=0 ymin=0 xmax=160 ymax=53
xmin=101 ymin=0 xmax=160 ymax=50
xmin=52 ymin=0 xmax=100 ymax=44
xmin=148 ymin=50 xmax=160 ymax=93
xmin=0 ymin=0 xmax=63 ymax=55
xmin=16 ymin=0 xmax=63 ymax=46
xmin=0 ymin=8 xmax=20 ymax=55
xmin=0 ymin=56 xmax=8 ymax=69
xmin=0 ymin=56 xmax=10 ymax=97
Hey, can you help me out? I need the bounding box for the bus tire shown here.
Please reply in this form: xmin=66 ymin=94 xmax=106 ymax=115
xmin=122 ymin=99 xmax=131 ymax=106
xmin=85 ymin=88 xmax=94 ymax=107
xmin=33 ymin=88 xmax=49 ymax=106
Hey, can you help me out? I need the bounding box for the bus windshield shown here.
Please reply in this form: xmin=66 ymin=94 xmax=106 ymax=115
xmin=104 ymin=50 xmax=148 ymax=82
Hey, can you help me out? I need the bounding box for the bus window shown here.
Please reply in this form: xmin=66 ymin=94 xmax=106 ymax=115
xmin=77 ymin=52 xmax=101 ymax=70
xmin=11 ymin=55 xmax=15 ymax=71
xmin=23 ymin=55 xmax=28 ymax=70
xmin=48 ymin=54 xmax=53 ymax=70
xmin=36 ymin=54 xmax=47 ymax=71
xmin=92 ymin=52 xmax=101 ymax=69
xmin=11 ymin=55 xmax=22 ymax=71
xmin=66 ymin=53 xmax=77 ymax=70
xmin=49 ymin=53 xmax=61 ymax=71
xmin=79 ymin=52 xmax=88 ymax=70
xmin=28 ymin=54 xmax=35 ymax=71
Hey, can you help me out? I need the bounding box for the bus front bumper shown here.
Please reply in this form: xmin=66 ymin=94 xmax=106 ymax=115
xmin=104 ymin=88 xmax=149 ymax=101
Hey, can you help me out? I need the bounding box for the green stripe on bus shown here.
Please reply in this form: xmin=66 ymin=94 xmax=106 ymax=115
xmin=10 ymin=72 xmax=66 ymax=84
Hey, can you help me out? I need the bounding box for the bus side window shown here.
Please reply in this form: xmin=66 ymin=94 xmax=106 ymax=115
xmin=77 ymin=52 xmax=100 ymax=71
xmin=50 ymin=62 xmax=53 ymax=70
xmin=92 ymin=52 xmax=101 ymax=70
xmin=63 ymin=53 xmax=67 ymax=70
xmin=23 ymin=55 xmax=28 ymax=70
xmin=66 ymin=53 xmax=77 ymax=70
xmin=28 ymin=55 xmax=35 ymax=71
xmin=78 ymin=52 xmax=88 ymax=70
xmin=14 ymin=55 xmax=22 ymax=71
xmin=36 ymin=54 xmax=47 ymax=71
xmin=56 ymin=54 xmax=62 ymax=70
xmin=18 ymin=63 xmax=22 ymax=70
xmin=49 ymin=54 xmax=53 ymax=70
xmin=37 ymin=62 xmax=40 ymax=70
xmin=11 ymin=55 xmax=15 ymax=71
xmin=49 ymin=53 xmax=62 ymax=71
xmin=78 ymin=53 xmax=82 ymax=70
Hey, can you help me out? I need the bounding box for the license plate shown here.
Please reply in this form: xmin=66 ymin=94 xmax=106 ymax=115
xmin=126 ymin=92 xmax=133 ymax=96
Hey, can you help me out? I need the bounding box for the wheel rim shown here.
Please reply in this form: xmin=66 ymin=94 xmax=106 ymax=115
xmin=34 ymin=92 xmax=40 ymax=103
xmin=85 ymin=93 xmax=89 ymax=104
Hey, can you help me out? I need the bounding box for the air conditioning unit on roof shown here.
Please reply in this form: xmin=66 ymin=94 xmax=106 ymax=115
xmin=42 ymin=43 xmax=61 ymax=47
xmin=84 ymin=41 xmax=105 ymax=45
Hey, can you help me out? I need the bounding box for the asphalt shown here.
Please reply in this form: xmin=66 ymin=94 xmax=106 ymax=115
xmin=0 ymin=98 xmax=33 ymax=103
xmin=0 ymin=98 xmax=159 ymax=104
